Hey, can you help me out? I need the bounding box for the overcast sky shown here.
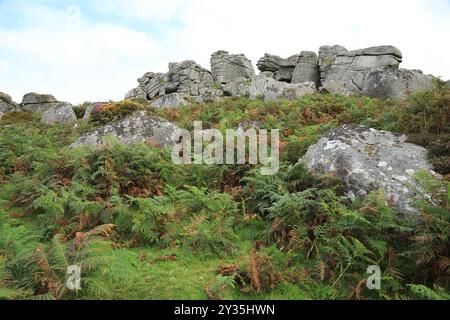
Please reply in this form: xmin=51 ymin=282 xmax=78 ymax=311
xmin=0 ymin=0 xmax=449 ymax=104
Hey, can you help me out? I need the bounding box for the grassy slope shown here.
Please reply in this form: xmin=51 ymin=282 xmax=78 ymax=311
xmin=0 ymin=85 xmax=449 ymax=300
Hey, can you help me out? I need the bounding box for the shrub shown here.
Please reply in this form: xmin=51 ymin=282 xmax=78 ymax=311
xmin=90 ymin=100 xmax=146 ymax=125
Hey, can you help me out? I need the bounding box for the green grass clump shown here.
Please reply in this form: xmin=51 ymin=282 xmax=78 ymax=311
xmin=90 ymin=100 xmax=146 ymax=125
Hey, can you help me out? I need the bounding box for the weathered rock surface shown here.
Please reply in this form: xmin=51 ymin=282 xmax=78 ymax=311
xmin=22 ymin=92 xmax=58 ymax=105
xmin=223 ymin=77 xmax=253 ymax=97
xmin=321 ymin=45 xmax=403 ymax=95
xmin=151 ymin=93 xmax=188 ymax=108
xmin=70 ymin=111 xmax=180 ymax=149
xmin=257 ymin=53 xmax=299 ymax=82
xmin=211 ymin=51 xmax=255 ymax=84
xmin=125 ymin=87 xmax=147 ymax=101
xmin=301 ymin=124 xmax=441 ymax=220
xmin=292 ymin=51 xmax=320 ymax=86
xmin=137 ymin=72 xmax=167 ymax=100
xmin=361 ymin=68 xmax=434 ymax=99
xmin=21 ymin=92 xmax=69 ymax=113
xmin=167 ymin=60 xmax=214 ymax=96
xmin=126 ymin=60 xmax=218 ymax=103
xmin=125 ymin=46 xmax=437 ymax=102
xmin=225 ymin=74 xmax=316 ymax=101
xmin=41 ymin=104 xmax=77 ymax=125
xmin=319 ymin=45 xmax=433 ymax=97
xmin=0 ymin=92 xmax=18 ymax=119
xmin=250 ymin=74 xmax=316 ymax=100
xmin=318 ymin=45 xmax=348 ymax=85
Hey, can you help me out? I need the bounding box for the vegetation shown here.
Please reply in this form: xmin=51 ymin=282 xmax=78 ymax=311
xmin=0 ymin=82 xmax=448 ymax=300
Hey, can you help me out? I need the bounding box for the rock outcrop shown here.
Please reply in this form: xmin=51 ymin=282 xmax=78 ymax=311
xmin=125 ymin=45 xmax=436 ymax=104
xmin=0 ymin=92 xmax=18 ymax=119
xmin=211 ymin=51 xmax=255 ymax=84
xmin=319 ymin=45 xmax=434 ymax=97
xmin=70 ymin=111 xmax=180 ymax=149
xmin=301 ymin=124 xmax=441 ymax=220
xmin=126 ymin=60 xmax=218 ymax=102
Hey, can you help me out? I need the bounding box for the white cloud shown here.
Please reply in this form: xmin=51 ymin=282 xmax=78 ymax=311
xmin=0 ymin=0 xmax=449 ymax=104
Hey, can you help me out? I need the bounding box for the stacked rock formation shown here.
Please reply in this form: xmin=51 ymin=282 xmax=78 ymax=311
xmin=125 ymin=45 xmax=434 ymax=107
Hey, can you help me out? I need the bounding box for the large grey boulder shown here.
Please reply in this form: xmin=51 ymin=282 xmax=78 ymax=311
xmin=21 ymin=92 xmax=69 ymax=113
xmin=319 ymin=45 xmax=433 ymax=98
xmin=211 ymin=51 xmax=255 ymax=84
xmin=167 ymin=60 xmax=215 ymax=96
xmin=151 ymin=93 xmax=188 ymax=108
xmin=0 ymin=92 xmax=18 ymax=119
xmin=70 ymin=111 xmax=180 ymax=149
xmin=301 ymin=124 xmax=441 ymax=220
xmin=321 ymin=45 xmax=402 ymax=94
xmin=41 ymin=104 xmax=77 ymax=125
xmin=257 ymin=53 xmax=299 ymax=82
xmin=292 ymin=51 xmax=320 ymax=87
xmin=361 ymin=68 xmax=434 ymax=99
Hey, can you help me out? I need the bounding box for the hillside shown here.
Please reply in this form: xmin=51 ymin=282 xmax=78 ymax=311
xmin=0 ymin=81 xmax=449 ymax=300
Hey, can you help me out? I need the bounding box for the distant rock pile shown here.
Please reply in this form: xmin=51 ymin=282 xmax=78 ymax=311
xmin=0 ymin=45 xmax=438 ymax=122
xmin=125 ymin=45 xmax=435 ymax=107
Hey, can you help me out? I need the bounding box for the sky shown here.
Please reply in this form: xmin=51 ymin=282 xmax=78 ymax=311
xmin=0 ymin=0 xmax=449 ymax=104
